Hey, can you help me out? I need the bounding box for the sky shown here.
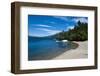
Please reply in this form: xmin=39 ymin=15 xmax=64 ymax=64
xmin=28 ymin=15 xmax=88 ymax=37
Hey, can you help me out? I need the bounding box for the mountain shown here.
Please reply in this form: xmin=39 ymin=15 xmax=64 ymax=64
xmin=28 ymin=34 xmax=58 ymax=42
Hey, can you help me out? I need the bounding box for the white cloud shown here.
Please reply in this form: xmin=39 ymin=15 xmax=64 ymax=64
xmin=38 ymin=24 xmax=52 ymax=27
xmin=74 ymin=18 xmax=88 ymax=23
xmin=67 ymin=26 xmax=75 ymax=30
xmin=36 ymin=28 xmax=61 ymax=35
xmin=53 ymin=16 xmax=88 ymax=23
xmin=32 ymin=24 xmax=52 ymax=27
xmin=53 ymin=16 xmax=68 ymax=21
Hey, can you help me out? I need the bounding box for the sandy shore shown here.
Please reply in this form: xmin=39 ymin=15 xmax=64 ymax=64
xmin=53 ymin=41 xmax=88 ymax=59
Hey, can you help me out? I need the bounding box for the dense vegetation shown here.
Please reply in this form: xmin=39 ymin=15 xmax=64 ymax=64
xmin=55 ymin=21 xmax=88 ymax=41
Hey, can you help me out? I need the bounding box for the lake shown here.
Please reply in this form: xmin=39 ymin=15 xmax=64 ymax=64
xmin=28 ymin=36 xmax=75 ymax=60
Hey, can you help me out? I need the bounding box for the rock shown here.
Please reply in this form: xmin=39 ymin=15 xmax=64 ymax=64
xmin=62 ymin=40 xmax=68 ymax=42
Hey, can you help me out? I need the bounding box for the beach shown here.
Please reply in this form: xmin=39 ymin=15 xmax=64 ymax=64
xmin=28 ymin=37 xmax=88 ymax=60
xmin=53 ymin=41 xmax=88 ymax=59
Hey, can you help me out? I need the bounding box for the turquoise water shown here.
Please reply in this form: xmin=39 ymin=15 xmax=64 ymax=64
xmin=28 ymin=36 xmax=71 ymax=60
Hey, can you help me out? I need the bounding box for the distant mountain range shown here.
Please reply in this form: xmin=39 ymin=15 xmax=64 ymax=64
xmin=28 ymin=31 xmax=61 ymax=38
xmin=28 ymin=34 xmax=57 ymax=40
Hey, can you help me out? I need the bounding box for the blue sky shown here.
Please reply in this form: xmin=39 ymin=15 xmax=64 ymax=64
xmin=28 ymin=15 xmax=88 ymax=37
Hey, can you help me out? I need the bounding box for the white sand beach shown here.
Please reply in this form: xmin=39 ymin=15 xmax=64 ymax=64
xmin=53 ymin=41 xmax=88 ymax=59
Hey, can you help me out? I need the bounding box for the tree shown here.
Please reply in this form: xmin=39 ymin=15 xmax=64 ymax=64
xmin=55 ymin=21 xmax=88 ymax=41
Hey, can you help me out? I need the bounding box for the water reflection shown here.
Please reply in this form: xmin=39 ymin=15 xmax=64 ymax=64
xmin=57 ymin=42 xmax=67 ymax=48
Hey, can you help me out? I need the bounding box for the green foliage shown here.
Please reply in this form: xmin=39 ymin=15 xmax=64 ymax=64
xmin=55 ymin=21 xmax=88 ymax=41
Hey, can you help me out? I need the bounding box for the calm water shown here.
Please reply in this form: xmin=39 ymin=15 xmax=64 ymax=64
xmin=28 ymin=37 xmax=73 ymax=60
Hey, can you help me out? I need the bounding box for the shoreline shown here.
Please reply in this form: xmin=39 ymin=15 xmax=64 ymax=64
xmin=53 ymin=41 xmax=88 ymax=59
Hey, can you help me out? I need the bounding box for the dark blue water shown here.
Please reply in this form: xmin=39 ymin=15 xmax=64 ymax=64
xmin=28 ymin=36 xmax=71 ymax=60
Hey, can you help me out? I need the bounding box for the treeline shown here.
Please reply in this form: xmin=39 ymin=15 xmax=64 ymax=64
xmin=55 ymin=21 xmax=88 ymax=41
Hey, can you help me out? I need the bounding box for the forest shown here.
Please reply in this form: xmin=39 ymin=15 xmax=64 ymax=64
xmin=55 ymin=21 xmax=88 ymax=41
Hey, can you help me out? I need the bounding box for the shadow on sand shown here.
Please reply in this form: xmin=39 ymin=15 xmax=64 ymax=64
xmin=29 ymin=41 xmax=79 ymax=60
